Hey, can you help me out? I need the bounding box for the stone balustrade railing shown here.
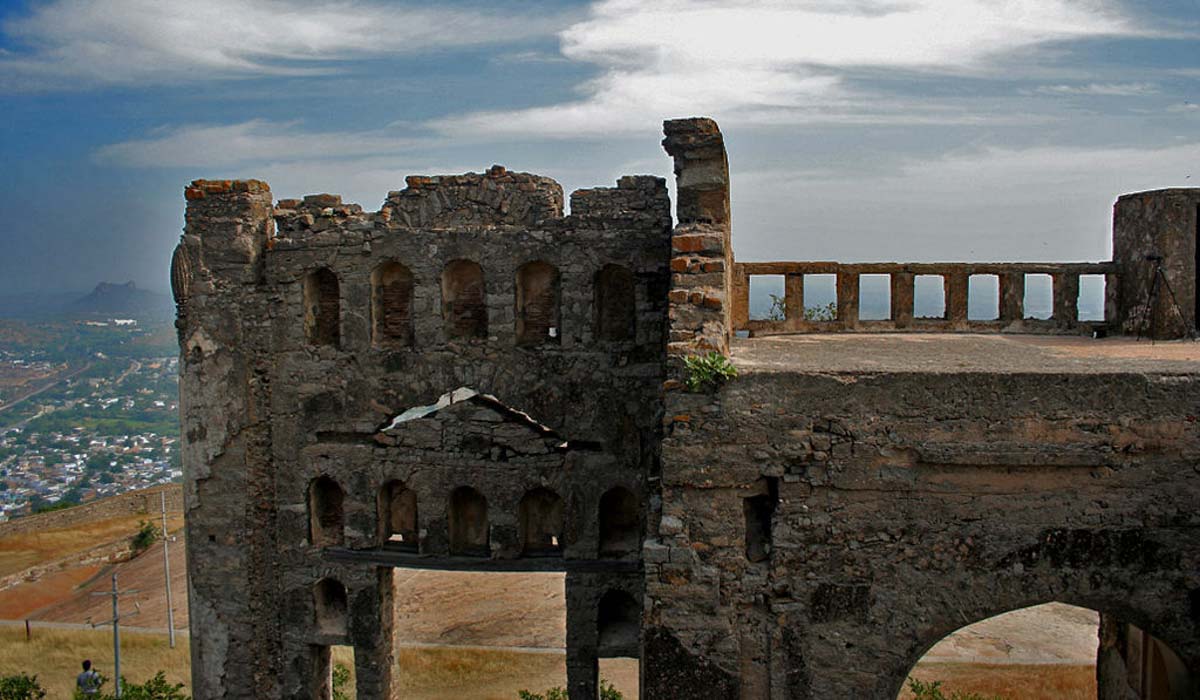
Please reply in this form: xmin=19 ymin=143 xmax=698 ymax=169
xmin=731 ymin=261 xmax=1119 ymax=335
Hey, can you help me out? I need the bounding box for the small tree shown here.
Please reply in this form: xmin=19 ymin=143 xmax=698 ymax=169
xmin=131 ymin=519 xmax=158 ymax=553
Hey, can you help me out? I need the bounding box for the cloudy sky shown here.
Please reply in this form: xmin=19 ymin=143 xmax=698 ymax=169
xmin=0 ymin=0 xmax=1197 ymax=295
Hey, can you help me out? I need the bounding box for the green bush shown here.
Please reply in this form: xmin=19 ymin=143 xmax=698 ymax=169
xmin=767 ymin=295 xmax=837 ymax=322
xmin=94 ymin=672 xmax=188 ymax=700
xmin=906 ymin=677 xmax=1003 ymax=700
xmin=518 ymin=680 xmax=622 ymax=700
xmin=682 ymin=352 xmax=738 ymax=392
xmin=0 ymin=673 xmax=46 ymax=700
xmin=517 ymin=687 xmax=567 ymax=700
xmin=332 ymin=663 xmax=352 ymax=700
xmin=131 ymin=519 xmax=158 ymax=553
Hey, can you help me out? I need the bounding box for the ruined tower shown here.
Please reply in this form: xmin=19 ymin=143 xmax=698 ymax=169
xmin=176 ymin=119 xmax=1200 ymax=700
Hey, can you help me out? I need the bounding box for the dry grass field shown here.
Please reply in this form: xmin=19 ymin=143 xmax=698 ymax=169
xmin=0 ymin=626 xmax=189 ymax=698
xmin=0 ymin=628 xmax=640 ymax=700
xmin=0 ymin=511 xmax=183 ymax=579
xmin=901 ymin=662 xmax=1097 ymax=699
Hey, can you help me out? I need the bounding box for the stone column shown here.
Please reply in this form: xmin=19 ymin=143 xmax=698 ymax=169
xmin=999 ymin=273 xmax=1025 ymax=325
xmin=663 ymin=118 xmax=733 ymax=356
xmin=351 ymin=568 xmax=397 ymax=699
xmin=1112 ymin=188 xmax=1200 ymax=338
xmin=175 ymin=180 xmax=277 ymax=699
xmin=891 ymin=273 xmax=914 ymax=328
xmin=566 ymin=572 xmax=599 ymax=700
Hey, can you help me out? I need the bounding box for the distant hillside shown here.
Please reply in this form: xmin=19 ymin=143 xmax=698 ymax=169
xmin=69 ymin=282 xmax=172 ymax=317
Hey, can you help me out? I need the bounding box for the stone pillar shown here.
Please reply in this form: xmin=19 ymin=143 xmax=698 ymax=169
xmin=784 ymin=274 xmax=804 ymax=328
xmin=999 ymin=273 xmax=1025 ymax=325
xmin=1053 ymin=272 xmax=1079 ymax=326
xmin=837 ymin=271 xmax=859 ymax=328
xmin=351 ymin=569 xmax=397 ymax=699
xmin=1112 ymin=188 xmax=1200 ymax=338
xmin=663 ymin=118 xmax=733 ymax=356
xmin=891 ymin=273 xmax=914 ymax=328
xmin=175 ymin=180 xmax=276 ymax=699
xmin=566 ymin=572 xmax=600 ymax=700
xmin=945 ymin=272 xmax=969 ymax=327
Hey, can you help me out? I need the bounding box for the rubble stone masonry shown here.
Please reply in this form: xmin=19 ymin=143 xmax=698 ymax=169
xmin=176 ymin=119 xmax=1200 ymax=699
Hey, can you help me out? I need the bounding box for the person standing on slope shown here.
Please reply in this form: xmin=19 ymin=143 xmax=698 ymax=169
xmin=76 ymin=659 xmax=102 ymax=695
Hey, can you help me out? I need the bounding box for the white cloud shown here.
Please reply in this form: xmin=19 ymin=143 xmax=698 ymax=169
xmin=93 ymin=120 xmax=431 ymax=168
xmin=433 ymin=0 xmax=1143 ymax=137
xmin=1035 ymin=82 xmax=1159 ymax=96
xmin=1168 ymin=103 xmax=1199 ymax=113
xmin=733 ymin=141 xmax=1200 ymax=264
xmin=0 ymin=0 xmax=573 ymax=89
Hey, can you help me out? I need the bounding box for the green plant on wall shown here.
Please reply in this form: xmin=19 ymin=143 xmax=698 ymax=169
xmin=682 ymin=352 xmax=738 ymax=392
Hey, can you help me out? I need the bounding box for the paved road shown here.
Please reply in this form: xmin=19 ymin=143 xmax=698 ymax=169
xmin=0 ymin=362 xmax=92 ymax=422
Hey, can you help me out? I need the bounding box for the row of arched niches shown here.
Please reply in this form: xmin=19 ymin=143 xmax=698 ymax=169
xmin=302 ymin=260 xmax=640 ymax=348
xmin=306 ymin=476 xmax=644 ymax=653
xmin=307 ymin=476 xmax=640 ymax=558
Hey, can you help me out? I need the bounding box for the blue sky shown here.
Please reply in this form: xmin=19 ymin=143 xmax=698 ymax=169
xmin=0 ymin=0 xmax=1197 ymax=295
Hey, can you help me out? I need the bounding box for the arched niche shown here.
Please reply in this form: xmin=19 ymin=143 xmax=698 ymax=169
xmin=516 ymin=261 xmax=560 ymax=345
xmin=313 ymin=577 xmax=348 ymax=636
xmin=449 ymin=486 xmax=489 ymax=556
xmin=519 ymin=487 xmax=564 ymax=557
xmin=372 ymin=261 xmax=414 ymax=347
xmin=442 ymin=260 xmax=487 ymax=339
xmin=378 ymin=480 xmax=418 ymax=552
xmin=304 ymin=268 xmax=340 ymax=347
xmin=598 ymin=589 xmax=641 ymax=657
xmin=308 ymin=475 xmax=344 ymax=547
xmin=598 ymin=486 xmax=639 ymax=557
xmin=594 ymin=263 xmax=636 ymax=341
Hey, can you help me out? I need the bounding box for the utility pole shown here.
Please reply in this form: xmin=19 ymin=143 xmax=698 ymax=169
xmin=92 ymin=572 xmax=138 ymax=698
xmin=161 ymin=489 xmax=176 ymax=648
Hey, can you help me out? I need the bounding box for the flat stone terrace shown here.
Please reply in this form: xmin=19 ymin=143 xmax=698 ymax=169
xmin=732 ymin=333 xmax=1200 ymax=375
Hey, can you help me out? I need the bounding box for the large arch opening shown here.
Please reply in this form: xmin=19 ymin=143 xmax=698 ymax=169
xmin=519 ymin=487 xmax=564 ymax=557
xmin=308 ymin=475 xmax=344 ymax=547
xmin=304 ymin=268 xmax=340 ymax=347
xmin=515 ymin=260 xmax=560 ymax=345
xmin=898 ymin=602 xmax=1195 ymax=700
xmin=598 ymin=486 xmax=639 ymax=558
xmin=372 ymin=261 xmax=414 ymax=347
xmin=442 ymin=259 xmax=487 ymax=339
xmin=378 ymin=480 xmax=418 ymax=552
xmin=449 ymin=486 xmax=489 ymax=556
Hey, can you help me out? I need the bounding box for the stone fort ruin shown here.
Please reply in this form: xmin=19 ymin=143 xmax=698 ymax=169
xmin=172 ymin=118 xmax=1200 ymax=699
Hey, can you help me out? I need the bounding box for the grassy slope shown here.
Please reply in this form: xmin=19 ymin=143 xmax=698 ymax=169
xmin=0 ymin=488 xmax=1097 ymax=700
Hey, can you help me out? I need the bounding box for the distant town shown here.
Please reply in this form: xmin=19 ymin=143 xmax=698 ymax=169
xmin=0 ymin=289 xmax=179 ymax=520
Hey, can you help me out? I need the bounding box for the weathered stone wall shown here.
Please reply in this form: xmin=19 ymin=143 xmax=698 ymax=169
xmin=176 ymin=168 xmax=672 ymax=699
xmin=648 ymin=367 xmax=1200 ymax=699
xmin=177 ymin=117 xmax=1200 ymax=700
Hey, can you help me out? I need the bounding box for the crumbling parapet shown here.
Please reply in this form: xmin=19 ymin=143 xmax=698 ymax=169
xmin=1113 ymin=188 xmax=1200 ymax=339
xmin=663 ymin=118 xmax=734 ymax=357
